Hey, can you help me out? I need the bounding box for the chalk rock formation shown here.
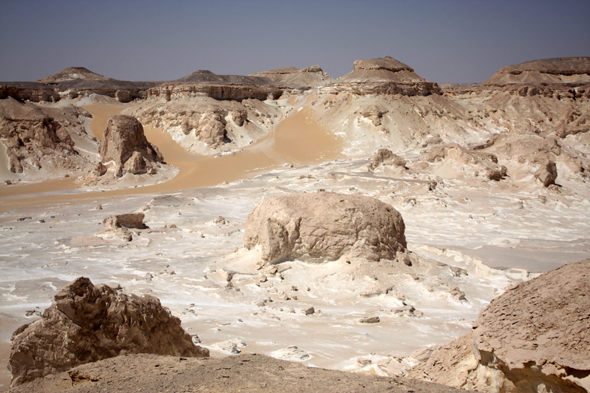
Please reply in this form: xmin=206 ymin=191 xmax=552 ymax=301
xmin=99 ymin=115 xmax=164 ymax=177
xmin=422 ymin=143 xmax=507 ymax=181
xmin=0 ymin=97 xmax=94 ymax=178
xmin=407 ymin=258 xmax=590 ymax=392
xmin=484 ymin=57 xmax=590 ymax=84
xmin=369 ymin=148 xmax=407 ymax=171
xmin=8 ymin=277 xmax=208 ymax=387
xmin=244 ymin=192 xmax=407 ymax=264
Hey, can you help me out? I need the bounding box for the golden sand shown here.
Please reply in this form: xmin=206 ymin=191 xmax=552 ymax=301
xmin=0 ymin=102 xmax=342 ymax=210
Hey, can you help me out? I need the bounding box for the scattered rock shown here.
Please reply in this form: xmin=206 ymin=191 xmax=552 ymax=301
xmin=302 ymin=307 xmax=315 ymax=315
xmin=359 ymin=316 xmax=380 ymax=324
xmin=535 ymin=160 xmax=558 ymax=187
xmin=8 ymin=277 xmax=208 ymax=387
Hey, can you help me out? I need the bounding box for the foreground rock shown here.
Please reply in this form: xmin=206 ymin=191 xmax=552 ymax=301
xmin=9 ymin=277 xmax=208 ymax=387
xmin=98 ymin=114 xmax=164 ymax=177
xmin=7 ymin=353 xmax=472 ymax=393
xmin=407 ymin=258 xmax=590 ymax=392
xmin=244 ymin=192 xmax=407 ymax=264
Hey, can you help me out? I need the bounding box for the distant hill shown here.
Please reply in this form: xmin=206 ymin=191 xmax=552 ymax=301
xmin=37 ymin=67 xmax=115 ymax=83
xmin=483 ymin=57 xmax=590 ymax=84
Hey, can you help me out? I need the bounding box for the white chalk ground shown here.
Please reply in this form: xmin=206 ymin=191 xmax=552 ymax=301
xmin=1 ymin=156 xmax=589 ymax=389
xmin=0 ymin=96 xmax=589 ymax=390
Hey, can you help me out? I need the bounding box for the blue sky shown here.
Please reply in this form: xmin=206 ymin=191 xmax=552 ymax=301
xmin=1 ymin=0 xmax=589 ymax=83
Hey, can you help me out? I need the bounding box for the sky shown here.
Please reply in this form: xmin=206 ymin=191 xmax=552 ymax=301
xmin=1 ymin=0 xmax=589 ymax=84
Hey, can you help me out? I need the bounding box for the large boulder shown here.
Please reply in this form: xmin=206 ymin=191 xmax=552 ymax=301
xmin=99 ymin=114 xmax=164 ymax=177
xmin=407 ymin=258 xmax=590 ymax=392
xmin=8 ymin=277 xmax=208 ymax=387
xmin=243 ymin=192 xmax=407 ymax=264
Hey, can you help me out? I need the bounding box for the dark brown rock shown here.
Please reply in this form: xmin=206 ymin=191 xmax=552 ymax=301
xmin=8 ymin=277 xmax=208 ymax=387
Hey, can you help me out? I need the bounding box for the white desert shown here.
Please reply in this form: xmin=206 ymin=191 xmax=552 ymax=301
xmin=0 ymin=57 xmax=589 ymax=392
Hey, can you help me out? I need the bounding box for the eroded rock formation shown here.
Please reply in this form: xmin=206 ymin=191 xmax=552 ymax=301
xmin=99 ymin=114 xmax=164 ymax=177
xmin=8 ymin=277 xmax=208 ymax=387
xmin=407 ymin=258 xmax=590 ymax=392
xmin=0 ymin=97 xmax=94 ymax=178
xmin=243 ymin=192 xmax=407 ymax=264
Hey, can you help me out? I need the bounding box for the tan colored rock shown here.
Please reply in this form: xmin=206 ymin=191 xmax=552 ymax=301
xmin=369 ymin=148 xmax=407 ymax=170
xmin=8 ymin=277 xmax=208 ymax=387
xmin=99 ymin=114 xmax=164 ymax=177
xmin=243 ymin=192 xmax=407 ymax=264
xmin=424 ymin=143 xmax=507 ymax=181
xmin=0 ymin=97 xmax=92 ymax=176
xmin=535 ymin=160 xmax=558 ymax=186
xmin=103 ymin=213 xmax=147 ymax=231
xmin=407 ymin=258 xmax=590 ymax=392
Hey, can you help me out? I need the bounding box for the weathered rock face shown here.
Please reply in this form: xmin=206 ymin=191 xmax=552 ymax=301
xmin=8 ymin=277 xmax=208 ymax=387
xmin=128 ymin=97 xmax=282 ymax=155
xmin=243 ymin=192 xmax=407 ymax=264
xmin=99 ymin=115 xmax=164 ymax=177
xmin=407 ymin=258 xmax=590 ymax=392
xmin=37 ymin=67 xmax=113 ymax=83
xmin=421 ymin=143 xmax=507 ymax=181
xmin=0 ymin=97 xmax=94 ymax=177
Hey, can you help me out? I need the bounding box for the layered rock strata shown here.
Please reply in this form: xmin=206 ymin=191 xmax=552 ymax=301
xmin=8 ymin=277 xmax=208 ymax=387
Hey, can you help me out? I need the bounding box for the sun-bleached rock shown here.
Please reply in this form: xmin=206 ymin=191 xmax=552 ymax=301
xmin=407 ymin=258 xmax=590 ymax=392
xmin=99 ymin=114 xmax=164 ymax=177
xmin=8 ymin=277 xmax=208 ymax=387
xmin=243 ymin=192 xmax=407 ymax=264
xmin=423 ymin=143 xmax=507 ymax=181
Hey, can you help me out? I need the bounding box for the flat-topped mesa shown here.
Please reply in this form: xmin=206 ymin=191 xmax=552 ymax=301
xmin=249 ymin=65 xmax=334 ymax=86
xmin=329 ymin=56 xmax=441 ymax=96
xmin=483 ymin=57 xmax=590 ymax=85
xmin=98 ymin=115 xmax=165 ymax=177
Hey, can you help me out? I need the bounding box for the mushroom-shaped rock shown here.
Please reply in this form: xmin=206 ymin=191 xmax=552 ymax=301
xmin=99 ymin=114 xmax=164 ymax=177
xmin=243 ymin=192 xmax=407 ymax=264
xmin=8 ymin=277 xmax=208 ymax=387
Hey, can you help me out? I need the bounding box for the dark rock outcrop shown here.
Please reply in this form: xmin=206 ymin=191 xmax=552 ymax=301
xmin=8 ymin=277 xmax=208 ymax=387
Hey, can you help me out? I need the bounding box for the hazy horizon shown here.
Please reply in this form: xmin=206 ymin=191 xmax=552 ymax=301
xmin=1 ymin=0 xmax=589 ymax=84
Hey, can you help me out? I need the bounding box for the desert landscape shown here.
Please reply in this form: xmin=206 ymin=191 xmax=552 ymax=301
xmin=0 ymin=55 xmax=589 ymax=392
